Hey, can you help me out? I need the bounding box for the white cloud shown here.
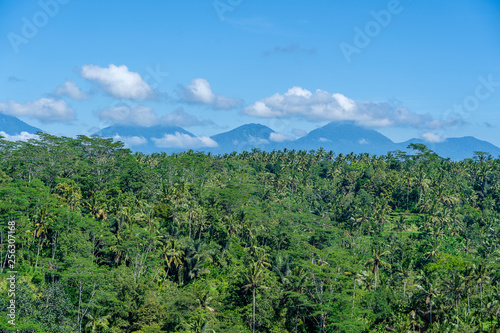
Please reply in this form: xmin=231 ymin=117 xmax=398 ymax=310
xmin=244 ymin=87 xmax=440 ymax=128
xmin=0 ymin=98 xmax=75 ymax=123
xmin=270 ymin=132 xmax=295 ymax=142
xmin=232 ymin=136 xmax=270 ymax=145
xmin=152 ymin=132 xmax=218 ymax=149
xmin=319 ymin=137 xmax=329 ymax=142
xmin=98 ymin=105 xmax=158 ymax=127
xmin=248 ymin=136 xmax=269 ymax=145
xmin=358 ymin=138 xmax=368 ymax=144
xmin=334 ymin=93 xmax=356 ymax=112
xmin=55 ymin=81 xmax=88 ymax=100
xmin=285 ymin=86 xmax=312 ymax=98
xmin=245 ymin=101 xmax=279 ymax=117
xmin=112 ymin=135 xmax=148 ymax=147
xmin=420 ymin=132 xmax=445 ymax=143
xmin=160 ymin=108 xmax=214 ymax=127
xmin=179 ymin=78 xmax=215 ymax=104
xmin=178 ymin=78 xmax=242 ymax=110
xmin=292 ymin=128 xmax=307 ymax=137
xmin=81 ymin=64 xmax=153 ymax=100
xmin=0 ymin=131 xmax=39 ymax=141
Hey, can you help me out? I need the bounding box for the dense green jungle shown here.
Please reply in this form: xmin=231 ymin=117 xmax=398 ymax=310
xmin=0 ymin=133 xmax=499 ymax=333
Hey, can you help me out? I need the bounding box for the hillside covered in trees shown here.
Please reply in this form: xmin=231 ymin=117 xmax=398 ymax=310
xmin=0 ymin=133 xmax=499 ymax=332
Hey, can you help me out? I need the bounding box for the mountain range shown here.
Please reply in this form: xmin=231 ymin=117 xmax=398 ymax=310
xmin=93 ymin=122 xmax=500 ymax=160
xmin=1 ymin=114 xmax=499 ymax=160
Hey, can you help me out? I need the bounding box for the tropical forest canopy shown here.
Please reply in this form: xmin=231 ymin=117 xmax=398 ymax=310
xmin=0 ymin=133 xmax=499 ymax=332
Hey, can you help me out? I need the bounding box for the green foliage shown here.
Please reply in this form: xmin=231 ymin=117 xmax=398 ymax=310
xmin=0 ymin=138 xmax=498 ymax=332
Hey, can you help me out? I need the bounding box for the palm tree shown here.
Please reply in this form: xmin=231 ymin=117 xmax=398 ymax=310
xmin=415 ymin=272 xmax=440 ymax=325
xmin=461 ymin=265 xmax=474 ymax=315
xmin=394 ymin=215 xmax=406 ymax=242
xmin=424 ymin=236 xmax=441 ymax=260
xmin=85 ymin=313 xmax=111 ymax=332
xmin=286 ymin=267 xmax=309 ymax=333
xmin=406 ymin=174 xmax=415 ymax=210
xmin=246 ymin=245 xmax=271 ymax=270
xmin=243 ymin=262 xmax=268 ymax=333
xmin=34 ymin=206 xmax=52 ymax=268
xmin=345 ymin=270 xmax=369 ymax=318
xmin=442 ymin=270 xmax=463 ymax=325
xmin=162 ymin=239 xmax=184 ymax=281
xmin=414 ymin=170 xmax=430 ymax=204
xmin=364 ymin=248 xmax=391 ymax=290
xmin=473 ymin=263 xmax=491 ymax=330
xmin=193 ymin=285 xmax=215 ymax=314
xmin=185 ymin=240 xmax=214 ymax=281
xmin=325 ymin=150 xmax=334 ymax=162
xmin=272 ymin=254 xmax=291 ymax=285
xmin=485 ymin=285 xmax=500 ymax=331
xmin=396 ymin=258 xmax=413 ymax=300
xmin=374 ymin=196 xmax=391 ymax=232
xmin=351 ymin=207 xmax=371 ymax=235
xmin=116 ymin=205 xmax=134 ymax=233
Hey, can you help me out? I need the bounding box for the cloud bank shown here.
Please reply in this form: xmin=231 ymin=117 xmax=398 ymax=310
xmin=420 ymin=132 xmax=445 ymax=143
xmin=0 ymin=98 xmax=75 ymax=123
xmin=99 ymin=105 xmax=158 ymax=127
xmin=269 ymin=132 xmax=295 ymax=142
xmin=0 ymin=131 xmax=39 ymax=141
xmin=152 ymin=132 xmax=218 ymax=149
xmin=244 ymin=87 xmax=456 ymax=129
xmin=112 ymin=134 xmax=148 ymax=147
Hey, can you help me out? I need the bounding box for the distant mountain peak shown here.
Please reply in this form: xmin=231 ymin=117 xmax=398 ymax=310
xmin=304 ymin=121 xmax=392 ymax=143
xmin=0 ymin=113 xmax=42 ymax=135
xmin=211 ymin=123 xmax=274 ymax=141
xmin=210 ymin=123 xmax=275 ymax=153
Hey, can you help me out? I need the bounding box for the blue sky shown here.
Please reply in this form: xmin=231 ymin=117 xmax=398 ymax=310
xmin=1 ymin=0 xmax=500 ymax=147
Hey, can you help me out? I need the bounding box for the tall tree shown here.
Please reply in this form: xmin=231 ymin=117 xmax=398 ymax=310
xmin=364 ymin=248 xmax=391 ymax=290
xmin=243 ymin=261 xmax=268 ymax=333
